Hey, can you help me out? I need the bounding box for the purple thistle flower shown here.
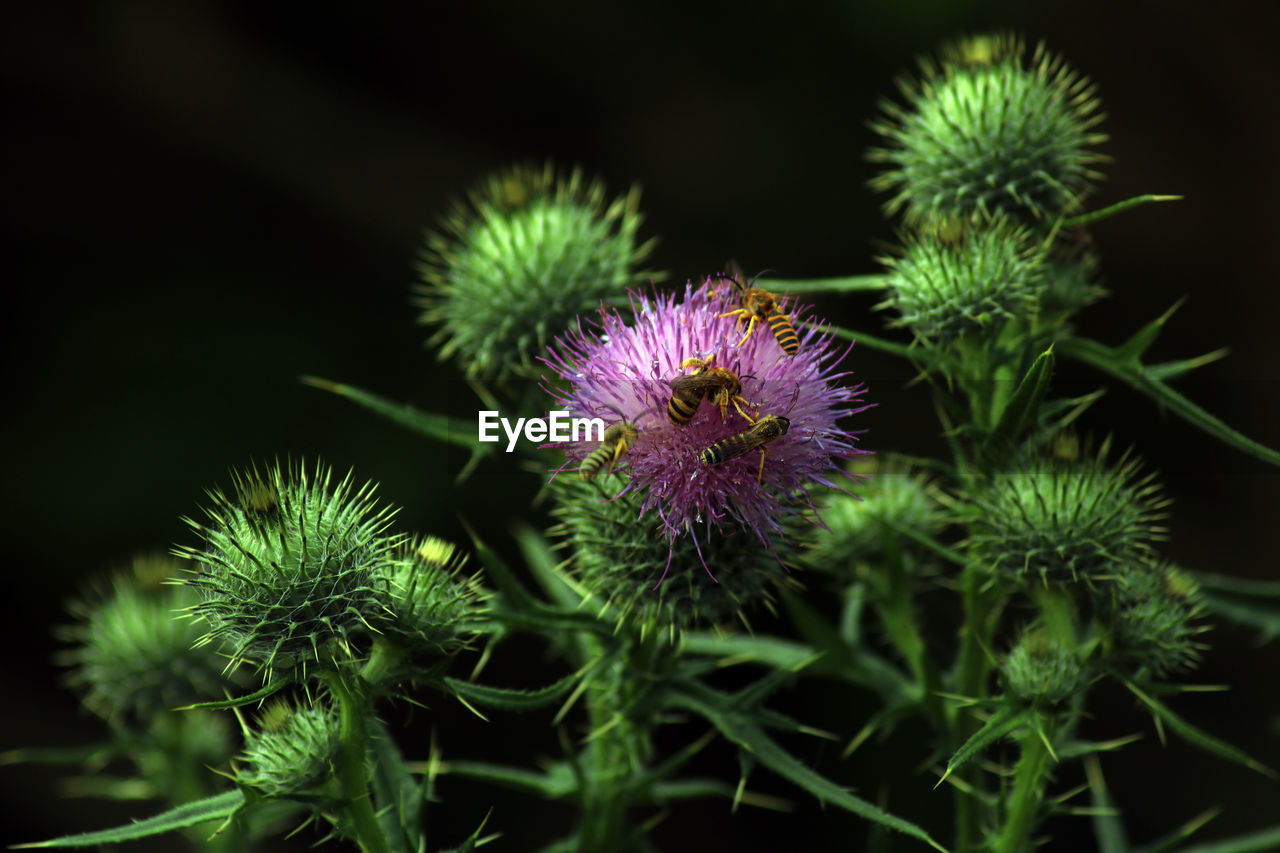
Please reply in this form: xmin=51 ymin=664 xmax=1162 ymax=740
xmin=543 ymin=279 xmax=870 ymax=576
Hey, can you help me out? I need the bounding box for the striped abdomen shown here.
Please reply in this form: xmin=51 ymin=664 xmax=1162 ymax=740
xmin=766 ymin=309 xmax=799 ymax=355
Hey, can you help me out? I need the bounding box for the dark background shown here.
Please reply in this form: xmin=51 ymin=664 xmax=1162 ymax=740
xmin=4 ymin=1 xmax=1279 ymax=850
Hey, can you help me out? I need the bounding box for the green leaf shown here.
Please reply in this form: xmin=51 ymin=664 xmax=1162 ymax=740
xmin=1168 ymin=825 xmax=1280 ymax=853
xmin=1113 ymin=298 xmax=1185 ymax=366
xmin=1122 ymin=679 xmax=1276 ymax=777
xmin=442 ymin=671 xmax=578 ymax=712
xmin=1192 ymin=572 xmax=1280 ymax=642
xmin=936 ymin=704 xmax=1031 ymax=787
xmin=439 ymin=759 xmax=577 ymax=799
xmin=989 ymin=345 xmax=1055 ymax=447
xmin=1060 ymin=194 xmax=1182 ymax=228
xmin=368 ymin=718 xmax=422 ymax=853
xmin=0 ymin=744 xmax=121 ymax=767
xmin=666 ymin=681 xmax=948 ymax=852
xmin=682 ymin=632 xmax=819 ymax=671
xmin=1143 ymin=349 xmax=1229 ymax=382
xmin=512 ymin=523 xmax=578 ymax=611
xmin=766 ymin=274 xmax=890 ymax=294
xmin=1084 ymin=755 xmax=1131 ymax=853
xmin=14 ymin=790 xmax=245 ymax=848
xmin=302 ymin=376 xmax=494 ymax=482
xmin=1058 ymin=336 xmax=1280 ymax=468
xmin=178 ymin=678 xmax=291 ymax=711
xmin=827 ymin=324 xmax=920 ymax=361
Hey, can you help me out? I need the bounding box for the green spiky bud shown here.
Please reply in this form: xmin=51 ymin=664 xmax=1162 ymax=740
xmin=60 ymin=554 xmax=227 ymax=721
xmin=177 ymin=461 xmax=401 ymax=676
xmin=235 ymin=703 xmax=342 ymax=799
xmin=1040 ymin=250 xmax=1104 ymax=319
xmin=870 ymin=33 xmax=1106 ymax=225
xmin=552 ymin=475 xmax=788 ymax=636
xmin=806 ymin=462 xmax=943 ymax=570
xmin=1001 ymin=627 xmax=1086 ymax=706
xmin=416 ymin=162 xmax=659 ymax=381
xmin=370 ymin=536 xmax=479 ymax=656
xmin=879 ymin=218 xmax=1046 ymax=344
xmin=968 ymin=441 xmax=1167 ymax=587
xmin=1107 ymin=563 xmax=1208 ymax=678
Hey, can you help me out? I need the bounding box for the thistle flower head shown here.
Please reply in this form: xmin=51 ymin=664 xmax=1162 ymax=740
xmin=968 ymin=440 xmax=1167 ymax=587
xmin=870 ymin=33 xmax=1106 ymax=225
xmin=1001 ymin=626 xmax=1087 ymax=706
xmin=553 ymin=474 xmax=790 ymax=634
xmin=235 ymin=702 xmax=342 ymax=799
xmin=60 ymin=554 xmax=227 ymax=722
xmin=370 ymin=535 xmax=479 ymax=656
xmin=416 ymin=162 xmax=658 ymax=381
xmin=879 ymin=217 xmax=1046 ymax=344
xmin=177 ymin=461 xmax=401 ymax=677
xmin=544 ymin=280 xmax=869 ymax=558
xmin=1106 ymin=562 xmax=1208 ymax=679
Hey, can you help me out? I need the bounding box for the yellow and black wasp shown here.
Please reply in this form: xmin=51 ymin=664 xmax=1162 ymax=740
xmin=578 ymin=421 xmax=639 ymax=480
xmin=699 ymin=414 xmax=790 ymax=484
xmin=711 ymin=271 xmax=800 ymax=356
xmin=666 ymin=355 xmax=756 ymax=425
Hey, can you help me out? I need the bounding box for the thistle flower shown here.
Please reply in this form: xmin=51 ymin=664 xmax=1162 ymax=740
xmin=416 ymin=162 xmax=659 ymax=381
xmin=544 ymin=280 xmax=869 ymax=569
xmin=968 ymin=440 xmax=1167 ymax=587
xmin=870 ymin=33 xmax=1106 ymax=225
xmin=879 ymin=217 xmax=1046 ymax=345
xmin=177 ymin=461 xmax=401 ymax=677
xmin=60 ymin=554 xmax=227 ymax=722
xmin=235 ymin=702 xmax=342 ymax=800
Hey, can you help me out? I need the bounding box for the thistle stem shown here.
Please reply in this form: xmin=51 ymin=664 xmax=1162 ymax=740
xmin=994 ymin=716 xmax=1054 ymax=853
xmin=323 ymin=672 xmax=391 ymax=853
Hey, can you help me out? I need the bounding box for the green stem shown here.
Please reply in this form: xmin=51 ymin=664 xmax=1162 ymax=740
xmin=952 ymin=563 xmax=1000 ymax=853
xmin=994 ymin=717 xmax=1054 ymax=853
xmin=324 ymin=672 xmax=392 ymax=853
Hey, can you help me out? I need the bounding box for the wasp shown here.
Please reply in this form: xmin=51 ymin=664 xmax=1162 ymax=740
xmin=699 ymin=414 xmax=790 ymax=484
xmin=711 ymin=271 xmax=800 ymax=356
xmin=578 ymin=421 xmax=639 ymax=480
xmin=667 ymin=355 xmax=756 ymax=425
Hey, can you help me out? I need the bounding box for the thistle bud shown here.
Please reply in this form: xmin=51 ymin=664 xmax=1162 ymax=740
xmin=870 ymin=33 xmax=1106 ymax=225
xmin=806 ymin=463 xmax=941 ymax=571
xmin=416 ymin=162 xmax=658 ymax=381
xmin=177 ymin=461 xmax=401 ymax=676
xmin=370 ymin=536 xmax=478 ymax=657
xmin=878 ymin=218 xmax=1046 ymax=345
xmin=1106 ymin=563 xmax=1208 ymax=678
xmin=552 ymin=474 xmax=789 ymax=635
xmin=235 ymin=703 xmax=342 ymax=800
xmin=968 ymin=442 xmax=1166 ymax=587
xmin=1000 ymin=627 xmax=1086 ymax=706
xmin=60 ymin=554 xmax=227 ymax=721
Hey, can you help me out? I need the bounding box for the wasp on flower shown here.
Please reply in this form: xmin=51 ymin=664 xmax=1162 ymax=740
xmin=543 ymin=280 xmax=870 ymax=589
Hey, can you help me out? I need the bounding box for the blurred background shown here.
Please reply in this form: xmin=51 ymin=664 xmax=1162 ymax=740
xmin=4 ymin=1 xmax=1278 ymax=850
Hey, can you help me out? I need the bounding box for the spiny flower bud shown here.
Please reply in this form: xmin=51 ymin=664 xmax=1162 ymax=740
xmin=553 ymin=474 xmax=789 ymax=635
xmin=371 ymin=536 xmax=479 ymax=656
xmin=235 ymin=702 xmax=342 ymax=799
xmin=1000 ymin=627 xmax=1087 ymax=706
xmin=1106 ymin=563 xmax=1208 ymax=679
xmin=968 ymin=441 xmax=1167 ymax=587
xmin=60 ymin=554 xmax=227 ymax=722
xmin=805 ymin=462 xmax=943 ymax=571
xmin=878 ymin=217 xmax=1046 ymax=345
xmin=870 ymin=33 xmax=1106 ymax=225
xmin=178 ymin=461 xmax=400 ymax=676
xmin=416 ymin=162 xmax=659 ymax=381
